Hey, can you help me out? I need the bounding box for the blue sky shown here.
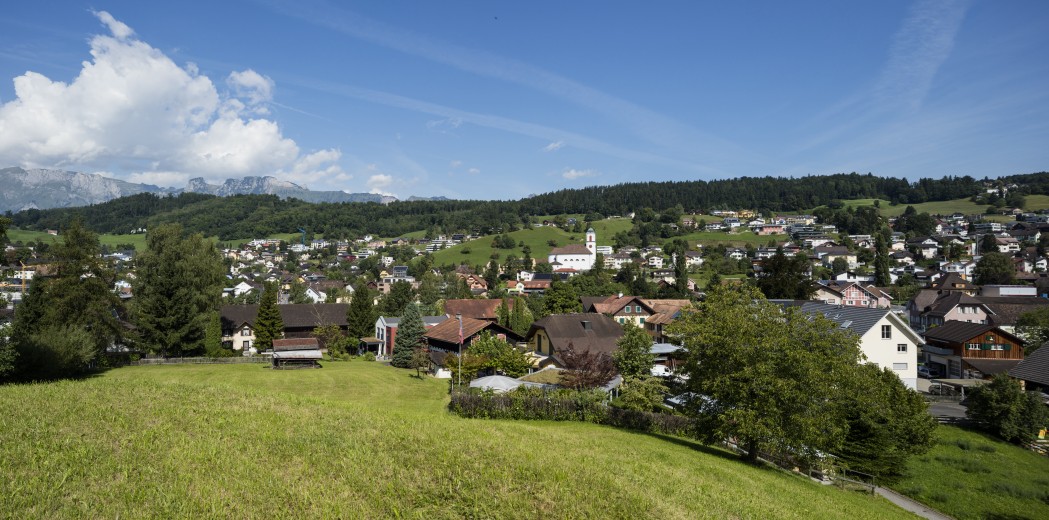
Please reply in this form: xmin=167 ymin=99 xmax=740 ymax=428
xmin=0 ymin=0 xmax=1046 ymax=200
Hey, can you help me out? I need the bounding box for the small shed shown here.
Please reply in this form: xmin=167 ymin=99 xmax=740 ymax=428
xmin=272 ymin=338 xmax=322 ymax=369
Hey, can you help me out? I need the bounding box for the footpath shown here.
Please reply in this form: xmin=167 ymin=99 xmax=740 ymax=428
xmin=875 ymin=486 xmax=954 ymax=520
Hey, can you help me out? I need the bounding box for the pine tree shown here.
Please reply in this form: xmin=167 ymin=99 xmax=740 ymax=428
xmin=133 ymin=224 xmax=225 ymax=357
xmin=392 ymin=303 xmax=425 ymax=368
xmin=346 ymin=281 xmax=375 ymax=341
xmin=874 ymin=228 xmax=891 ymax=287
xmin=509 ymin=296 xmax=533 ymax=335
xmin=254 ymin=282 xmax=284 ymax=353
xmin=496 ymin=298 xmax=511 ymax=328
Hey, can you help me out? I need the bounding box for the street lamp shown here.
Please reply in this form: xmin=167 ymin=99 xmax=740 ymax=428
xmin=456 ymin=313 xmax=463 ymax=387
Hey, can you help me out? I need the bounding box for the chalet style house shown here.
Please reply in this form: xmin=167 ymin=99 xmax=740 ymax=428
xmin=525 ymin=313 xmax=623 ymax=368
xmin=922 ymin=322 xmax=1025 ymax=380
xmin=220 ymin=303 xmax=349 ymax=354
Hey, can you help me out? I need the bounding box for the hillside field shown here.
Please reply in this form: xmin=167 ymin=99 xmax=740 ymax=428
xmin=893 ymin=425 xmax=1049 ymax=520
xmin=0 ymin=362 xmax=914 ymax=519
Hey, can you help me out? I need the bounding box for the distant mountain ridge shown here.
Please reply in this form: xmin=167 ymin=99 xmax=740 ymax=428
xmin=0 ymin=167 xmax=426 ymax=212
xmin=0 ymin=167 xmax=174 ymax=212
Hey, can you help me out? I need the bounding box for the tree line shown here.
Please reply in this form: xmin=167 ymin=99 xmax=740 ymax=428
xmin=13 ymin=172 xmax=1049 ymax=240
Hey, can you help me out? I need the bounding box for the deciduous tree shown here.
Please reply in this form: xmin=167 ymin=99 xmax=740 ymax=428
xmin=973 ymin=251 xmax=1015 ymax=285
xmin=667 ymin=285 xmax=862 ymax=463
xmin=966 ymin=374 xmax=1048 ymax=443
xmin=613 ymin=323 xmax=654 ymax=379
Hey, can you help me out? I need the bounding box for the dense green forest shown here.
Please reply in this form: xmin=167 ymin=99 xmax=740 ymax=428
xmin=7 ymin=172 xmax=1048 ymax=239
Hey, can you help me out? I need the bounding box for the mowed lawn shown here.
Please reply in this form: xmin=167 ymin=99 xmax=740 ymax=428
xmin=0 ymin=362 xmax=914 ymax=519
xmin=893 ymin=426 xmax=1049 ymax=520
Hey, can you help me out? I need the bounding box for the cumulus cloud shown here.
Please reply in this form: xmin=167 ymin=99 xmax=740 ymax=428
xmin=426 ymin=117 xmax=463 ymax=132
xmin=562 ymin=168 xmax=597 ymax=180
xmin=0 ymin=11 xmax=343 ymax=188
xmin=543 ymin=140 xmax=564 ymax=152
xmin=449 ymin=159 xmax=462 ymax=168
xmin=467 ymin=167 xmax=480 ymax=175
xmin=227 ymin=69 xmax=274 ymax=110
xmin=366 ymin=173 xmax=395 ymax=195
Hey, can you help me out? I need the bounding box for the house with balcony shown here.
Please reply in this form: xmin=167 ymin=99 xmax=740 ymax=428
xmin=921 ymin=322 xmax=1024 ymax=380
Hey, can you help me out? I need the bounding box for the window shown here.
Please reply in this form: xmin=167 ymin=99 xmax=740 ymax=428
xmin=241 ymin=327 xmax=251 ymax=337
xmin=967 ymin=343 xmax=980 ymax=350
xmin=636 ymin=305 xmax=643 ymax=313
xmin=619 ymin=318 xmax=625 ymax=324
xmin=892 ymin=363 xmax=908 ymax=370
xmin=881 ymin=325 xmax=891 ymax=339
xmin=897 ymin=344 xmax=907 ymax=353
xmin=640 ymin=318 xmax=646 ymax=325
xmin=536 ymin=335 xmax=544 ymax=354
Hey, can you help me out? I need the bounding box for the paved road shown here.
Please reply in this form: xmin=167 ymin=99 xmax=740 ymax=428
xmin=876 ymin=486 xmax=955 ymax=520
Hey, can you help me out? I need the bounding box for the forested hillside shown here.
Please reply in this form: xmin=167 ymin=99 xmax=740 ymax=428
xmin=8 ymin=172 xmax=1047 ymax=239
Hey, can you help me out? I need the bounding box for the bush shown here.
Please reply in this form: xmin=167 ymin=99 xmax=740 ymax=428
xmin=361 ymin=352 xmax=376 ymax=362
xmin=966 ymin=374 xmax=1049 ymax=443
xmin=449 ymin=387 xmax=695 ymax=437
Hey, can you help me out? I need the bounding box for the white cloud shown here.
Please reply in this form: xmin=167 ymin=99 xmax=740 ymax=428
xmin=426 ymin=117 xmax=463 ymax=132
xmin=227 ymin=69 xmax=275 ymax=110
xmin=0 ymin=11 xmax=344 ymax=189
xmin=449 ymin=159 xmax=462 ymax=168
xmin=562 ymin=168 xmax=597 ymax=180
xmin=366 ymin=173 xmax=394 ymax=195
xmin=543 ymin=140 xmax=564 ymax=152
xmin=93 ymin=10 xmax=134 ymax=40
xmin=467 ymin=167 xmax=480 ymax=175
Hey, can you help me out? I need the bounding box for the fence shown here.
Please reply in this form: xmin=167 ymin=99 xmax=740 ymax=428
xmin=130 ymin=356 xmax=270 ymax=366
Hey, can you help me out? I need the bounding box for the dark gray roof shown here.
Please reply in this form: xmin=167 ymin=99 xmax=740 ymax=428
xmin=964 ymin=358 xmax=1022 ymax=376
xmin=921 ymin=321 xmax=1017 ymax=345
xmin=977 ymin=296 xmax=1049 ymax=327
xmin=796 ymin=302 xmax=891 ymax=337
xmin=1010 ymin=344 xmax=1049 ymax=387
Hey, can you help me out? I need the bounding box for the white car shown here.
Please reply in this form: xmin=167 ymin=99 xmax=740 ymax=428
xmin=650 ymin=365 xmax=672 ymax=377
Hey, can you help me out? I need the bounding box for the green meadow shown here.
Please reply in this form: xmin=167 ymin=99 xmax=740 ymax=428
xmin=0 ymin=362 xmax=914 ymax=519
xmin=893 ymin=425 xmax=1049 ymax=520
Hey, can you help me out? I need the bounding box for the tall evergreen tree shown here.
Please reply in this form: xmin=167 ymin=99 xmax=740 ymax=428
xmin=756 ymin=249 xmax=813 ymax=300
xmin=496 ymin=298 xmax=511 ymax=328
xmin=874 ymin=229 xmax=892 ymax=287
xmin=132 ymin=224 xmax=225 ymax=357
xmin=254 ymin=282 xmax=284 ymax=353
xmin=508 ymin=296 xmax=534 ymax=335
xmin=346 ymin=281 xmax=375 ymax=341
xmin=391 ymin=303 xmax=425 ymax=368
xmin=378 ymin=280 xmax=415 ymax=315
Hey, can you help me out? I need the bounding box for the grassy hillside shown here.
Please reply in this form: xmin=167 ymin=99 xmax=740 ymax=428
xmin=0 ymin=362 xmax=913 ymax=519
xmin=837 ymin=197 xmax=1049 ymax=221
xmin=894 ymin=425 xmax=1049 ymax=520
xmin=429 ymin=226 xmax=582 ymax=267
xmin=5 ymin=228 xmax=304 ymax=251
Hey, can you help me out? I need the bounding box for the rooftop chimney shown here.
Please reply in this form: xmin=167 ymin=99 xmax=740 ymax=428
xmin=581 ymin=320 xmax=592 ymax=331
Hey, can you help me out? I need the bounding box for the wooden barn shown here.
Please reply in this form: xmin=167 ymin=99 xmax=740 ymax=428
xmin=272 ymin=338 xmax=323 ymax=369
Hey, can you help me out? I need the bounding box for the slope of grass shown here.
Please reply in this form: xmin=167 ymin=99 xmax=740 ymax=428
xmin=429 ymin=226 xmax=580 ymax=267
xmin=0 ymin=362 xmax=914 ymax=519
xmin=893 ymin=426 xmax=1049 ymax=520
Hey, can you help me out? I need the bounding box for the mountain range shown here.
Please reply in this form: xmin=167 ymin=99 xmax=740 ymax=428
xmin=0 ymin=167 xmax=446 ymax=212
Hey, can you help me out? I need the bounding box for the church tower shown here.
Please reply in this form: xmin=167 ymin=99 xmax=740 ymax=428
xmin=585 ymin=227 xmax=596 ymax=254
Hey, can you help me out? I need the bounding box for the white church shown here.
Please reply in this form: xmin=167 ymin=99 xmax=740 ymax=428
xmin=547 ymin=227 xmax=597 ymax=271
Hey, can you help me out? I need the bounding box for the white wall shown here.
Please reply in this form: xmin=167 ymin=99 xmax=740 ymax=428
xmin=859 ymin=316 xmax=918 ymax=390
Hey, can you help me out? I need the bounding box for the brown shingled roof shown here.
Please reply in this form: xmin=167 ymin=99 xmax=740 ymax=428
xmin=549 ymin=244 xmax=592 ymax=256
xmin=526 ymin=313 xmax=624 ymax=361
xmin=424 ymin=316 xmax=524 ymax=346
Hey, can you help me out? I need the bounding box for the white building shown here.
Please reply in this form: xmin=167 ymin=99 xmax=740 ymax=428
xmin=547 ymin=228 xmax=597 ymax=271
xmin=796 ymin=302 xmax=921 ymax=389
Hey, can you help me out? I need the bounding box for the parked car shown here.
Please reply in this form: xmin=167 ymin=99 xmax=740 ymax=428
xmin=918 ymin=365 xmax=943 ymax=378
xmin=650 ymin=365 xmax=672 ymax=377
